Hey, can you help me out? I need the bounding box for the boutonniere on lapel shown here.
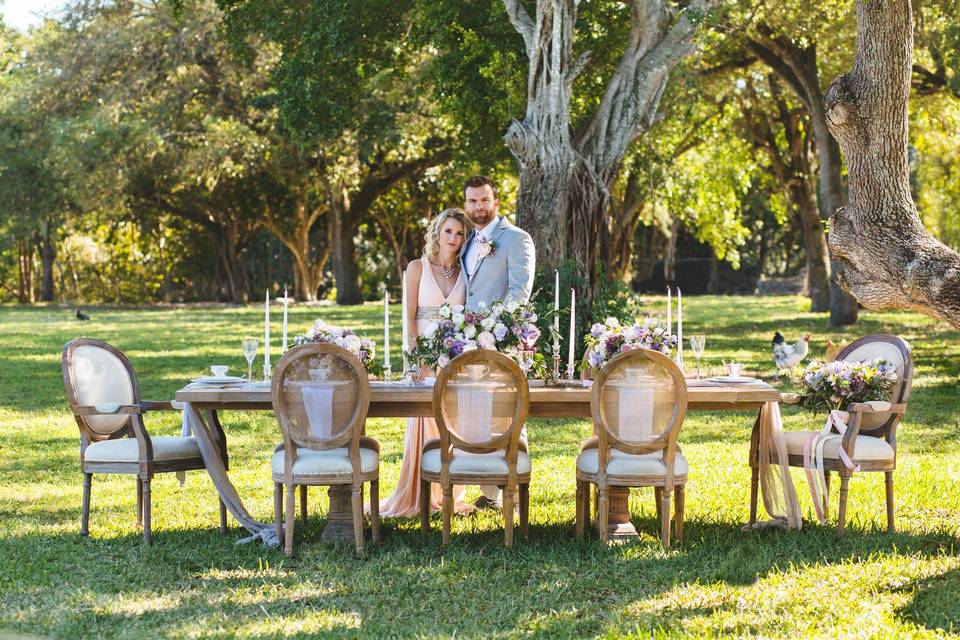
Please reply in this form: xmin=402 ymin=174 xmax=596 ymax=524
xmin=477 ymin=237 xmax=496 ymax=259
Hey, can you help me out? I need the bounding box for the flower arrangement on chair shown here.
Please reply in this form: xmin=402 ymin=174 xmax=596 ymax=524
xmin=406 ymin=300 xmax=544 ymax=374
xmin=791 ymin=358 xmax=898 ymax=412
xmin=582 ymin=317 xmax=678 ymax=371
xmin=292 ymin=320 xmax=384 ymax=376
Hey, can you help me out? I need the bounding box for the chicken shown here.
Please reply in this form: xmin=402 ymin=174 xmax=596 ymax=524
xmin=772 ymin=332 xmax=809 ymax=370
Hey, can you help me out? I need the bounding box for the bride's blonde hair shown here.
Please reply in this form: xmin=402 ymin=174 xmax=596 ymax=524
xmin=423 ymin=208 xmax=473 ymax=262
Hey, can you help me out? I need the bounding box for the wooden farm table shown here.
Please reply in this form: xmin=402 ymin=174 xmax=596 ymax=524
xmin=175 ymin=380 xmax=787 ymax=541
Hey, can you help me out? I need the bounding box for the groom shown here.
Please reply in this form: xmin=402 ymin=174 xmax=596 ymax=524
xmin=460 ymin=175 xmax=535 ymax=509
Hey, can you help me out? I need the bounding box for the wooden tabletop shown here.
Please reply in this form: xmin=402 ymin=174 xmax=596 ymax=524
xmin=175 ymin=379 xmax=781 ymax=418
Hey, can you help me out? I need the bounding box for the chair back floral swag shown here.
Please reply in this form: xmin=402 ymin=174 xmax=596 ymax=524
xmin=293 ymin=320 xmax=384 ymax=376
xmin=406 ymin=300 xmax=544 ymax=372
xmin=792 ymin=359 xmax=898 ymax=412
xmin=583 ymin=317 xmax=678 ymax=371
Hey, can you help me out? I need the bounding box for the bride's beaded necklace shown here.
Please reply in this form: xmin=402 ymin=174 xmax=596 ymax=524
xmin=437 ymin=263 xmax=458 ymax=279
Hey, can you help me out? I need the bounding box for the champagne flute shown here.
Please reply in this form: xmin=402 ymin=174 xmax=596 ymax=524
xmin=242 ymin=337 xmax=259 ymax=388
xmin=690 ymin=335 xmax=706 ymax=379
xmin=519 ymin=349 xmax=535 ymax=378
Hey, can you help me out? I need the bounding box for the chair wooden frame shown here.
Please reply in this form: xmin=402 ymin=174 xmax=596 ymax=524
xmin=62 ymin=338 xmax=228 ymax=544
xmin=575 ymin=349 xmax=688 ymax=548
xmin=420 ymin=349 xmax=531 ymax=547
xmin=271 ymin=343 xmax=380 ymax=556
xmin=749 ymin=333 xmax=913 ymax=532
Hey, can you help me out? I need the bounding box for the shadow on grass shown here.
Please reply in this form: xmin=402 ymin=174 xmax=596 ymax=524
xmin=899 ymin=566 xmax=960 ymax=633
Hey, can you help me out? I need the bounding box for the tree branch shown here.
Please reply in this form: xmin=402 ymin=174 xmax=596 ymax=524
xmin=503 ymin=0 xmax=535 ymax=58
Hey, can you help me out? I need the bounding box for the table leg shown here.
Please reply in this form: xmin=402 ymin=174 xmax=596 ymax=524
xmin=321 ymin=485 xmax=365 ymax=542
xmin=598 ymin=487 xmax=638 ymax=539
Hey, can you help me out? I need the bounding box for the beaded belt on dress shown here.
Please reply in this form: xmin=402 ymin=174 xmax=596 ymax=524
xmin=416 ymin=307 xmax=442 ymax=320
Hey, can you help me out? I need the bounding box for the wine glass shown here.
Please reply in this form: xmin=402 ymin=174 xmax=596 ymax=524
xmin=242 ymin=337 xmax=259 ymax=387
xmin=689 ymin=335 xmax=706 ymax=379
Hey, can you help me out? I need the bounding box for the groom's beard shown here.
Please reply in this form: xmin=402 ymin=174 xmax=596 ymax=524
xmin=469 ymin=208 xmax=496 ymax=226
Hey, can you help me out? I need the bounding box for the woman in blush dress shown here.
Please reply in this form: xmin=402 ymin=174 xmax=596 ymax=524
xmin=380 ymin=208 xmax=475 ymax=517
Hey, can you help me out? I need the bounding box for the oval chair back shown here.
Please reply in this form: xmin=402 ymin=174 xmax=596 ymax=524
xmin=836 ymin=334 xmax=913 ymax=434
xmin=433 ymin=349 xmax=529 ymax=462
xmin=591 ymin=348 xmax=688 ymax=473
xmin=271 ymin=343 xmax=371 ymax=482
xmin=62 ymin=338 xmax=139 ymax=441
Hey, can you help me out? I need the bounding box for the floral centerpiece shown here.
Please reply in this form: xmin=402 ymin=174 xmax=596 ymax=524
xmin=406 ymin=300 xmax=542 ymax=370
xmin=583 ymin=317 xmax=678 ymax=371
xmin=791 ymin=358 xmax=898 ymax=412
xmin=292 ymin=320 xmax=384 ymax=376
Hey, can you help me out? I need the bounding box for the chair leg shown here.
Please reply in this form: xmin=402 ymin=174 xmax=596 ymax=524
xmin=142 ymin=477 xmax=152 ymax=545
xmin=81 ymin=473 xmax=92 ymax=536
xmin=598 ymin=486 xmax=610 ymax=543
xmin=273 ymin=483 xmax=283 ymax=543
xmin=584 ymin=482 xmax=591 ymax=536
xmin=503 ymin=485 xmax=515 ymax=548
xmin=219 ymin=498 xmax=228 ymax=534
xmin=837 ymin=474 xmax=850 ymax=534
xmin=299 ymin=485 xmax=308 ymax=524
xmin=420 ymin=478 xmax=431 ymax=536
xmin=749 ymin=464 xmax=759 ymax=525
xmin=573 ymin=480 xmax=584 ymax=538
xmin=519 ymin=483 xmax=529 ymax=540
xmin=370 ymin=478 xmax=381 ymax=543
xmin=824 ymin=471 xmax=831 ymax=495
xmin=351 ymin=485 xmax=364 ymax=555
xmin=135 ymin=477 xmax=143 ymax=528
xmin=441 ymin=485 xmax=453 ymax=546
xmin=284 ymin=483 xmax=295 ymax=557
xmin=674 ymin=485 xmax=685 ymax=542
xmin=885 ymin=471 xmax=895 ymax=532
xmin=654 ymin=486 xmax=663 ymax=520
xmin=660 ymin=487 xmax=672 ymax=550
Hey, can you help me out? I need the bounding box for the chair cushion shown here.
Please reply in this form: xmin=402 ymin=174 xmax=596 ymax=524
xmin=576 ymin=448 xmax=689 ymax=477
xmin=272 ymin=447 xmax=379 ymax=476
xmin=783 ymin=431 xmax=894 ymax=462
xmin=84 ymin=436 xmax=201 ymax=463
xmin=421 ymin=448 xmax=532 ymax=476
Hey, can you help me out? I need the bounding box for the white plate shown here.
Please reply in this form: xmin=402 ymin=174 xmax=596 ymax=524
xmin=707 ymin=375 xmax=759 ymax=384
xmin=191 ymin=375 xmax=245 ymax=384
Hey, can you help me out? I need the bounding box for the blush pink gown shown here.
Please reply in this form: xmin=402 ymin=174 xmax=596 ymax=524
xmin=380 ymin=257 xmax=469 ymax=517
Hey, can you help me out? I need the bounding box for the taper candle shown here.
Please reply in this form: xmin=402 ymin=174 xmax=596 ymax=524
xmin=567 ymin=288 xmax=576 ymax=372
xmin=383 ymin=290 xmax=390 ymax=370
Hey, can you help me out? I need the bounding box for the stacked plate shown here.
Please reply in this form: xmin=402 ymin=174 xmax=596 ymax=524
xmin=706 ymin=375 xmax=759 ymax=384
xmin=190 ymin=375 xmax=245 ymax=386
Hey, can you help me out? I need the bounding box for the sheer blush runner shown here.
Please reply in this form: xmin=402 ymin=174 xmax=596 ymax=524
xmin=750 ymin=401 xmax=803 ymax=530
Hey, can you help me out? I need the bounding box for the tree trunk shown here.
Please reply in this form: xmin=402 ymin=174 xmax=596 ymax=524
xmin=16 ymin=239 xmax=35 ymax=303
xmin=329 ymin=188 xmax=363 ymax=305
xmin=825 ymin=0 xmax=960 ymax=328
xmin=262 ymin=200 xmax=327 ymax=302
xmin=789 ymin=179 xmax=831 ymax=311
xmin=40 ymin=222 xmax=56 ymax=302
xmin=503 ymin=0 xmax=710 ymax=306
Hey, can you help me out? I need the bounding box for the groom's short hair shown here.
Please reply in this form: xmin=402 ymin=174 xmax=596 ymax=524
xmin=464 ymin=175 xmax=498 ymax=199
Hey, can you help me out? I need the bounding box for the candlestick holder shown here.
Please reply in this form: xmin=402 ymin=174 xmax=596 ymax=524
xmin=552 ymin=352 xmax=561 ymax=383
xmin=262 ymin=363 xmax=272 ymax=383
xmin=382 ymin=365 xmax=393 ymax=382
xmin=674 ymin=348 xmax=686 ymax=374
xmin=566 ymin=363 xmax=576 ymax=381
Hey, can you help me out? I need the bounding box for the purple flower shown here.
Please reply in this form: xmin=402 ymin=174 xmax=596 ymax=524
xmin=493 ymin=323 xmax=508 ymax=341
xmin=591 ymin=323 xmax=606 ymax=338
xmin=519 ymin=324 xmax=540 ymax=348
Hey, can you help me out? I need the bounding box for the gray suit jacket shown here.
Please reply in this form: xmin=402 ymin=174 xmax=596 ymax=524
xmin=461 ymin=216 xmax=535 ymax=311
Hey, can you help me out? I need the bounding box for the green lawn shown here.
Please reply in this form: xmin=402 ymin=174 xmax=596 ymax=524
xmin=1 ymin=296 xmax=959 ymax=638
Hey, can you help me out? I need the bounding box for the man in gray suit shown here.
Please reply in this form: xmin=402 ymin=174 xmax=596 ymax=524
xmin=460 ymin=176 xmax=535 ymax=311
xmin=459 ymin=175 xmax=535 ymax=509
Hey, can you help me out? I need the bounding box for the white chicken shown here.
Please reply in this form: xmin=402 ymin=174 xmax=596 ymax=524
xmin=772 ymin=332 xmax=810 ymax=370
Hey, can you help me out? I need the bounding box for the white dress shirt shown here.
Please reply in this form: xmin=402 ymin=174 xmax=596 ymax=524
xmin=464 ymin=216 xmax=501 ymax=280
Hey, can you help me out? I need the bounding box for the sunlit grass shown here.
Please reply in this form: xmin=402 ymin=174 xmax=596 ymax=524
xmin=1 ymin=296 xmax=959 ymax=638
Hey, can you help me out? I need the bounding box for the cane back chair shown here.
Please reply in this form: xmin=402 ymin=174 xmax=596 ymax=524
xmin=271 ymin=343 xmax=380 ymax=555
xmin=576 ymin=348 xmax=688 ymax=548
xmin=751 ymin=334 xmax=913 ymax=532
xmin=421 ymin=349 xmax=531 ymax=547
xmin=62 ymin=338 xmax=227 ymax=543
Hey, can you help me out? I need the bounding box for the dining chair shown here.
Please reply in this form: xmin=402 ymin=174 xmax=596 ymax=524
xmin=271 ymin=343 xmax=380 ymax=556
xmin=420 ymin=349 xmax=531 ymax=547
xmin=62 ymin=338 xmax=227 ymax=543
xmin=575 ymin=348 xmax=688 ymax=548
xmin=751 ymin=333 xmax=913 ymax=532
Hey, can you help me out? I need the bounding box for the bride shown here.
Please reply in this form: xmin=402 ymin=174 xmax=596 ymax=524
xmin=380 ymin=208 xmax=474 ymax=517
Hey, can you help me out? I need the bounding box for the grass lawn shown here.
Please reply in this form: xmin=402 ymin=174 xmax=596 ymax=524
xmin=1 ymin=295 xmax=959 ymax=639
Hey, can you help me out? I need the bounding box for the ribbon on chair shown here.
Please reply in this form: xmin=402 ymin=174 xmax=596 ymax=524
xmin=802 ymin=410 xmax=861 ymax=523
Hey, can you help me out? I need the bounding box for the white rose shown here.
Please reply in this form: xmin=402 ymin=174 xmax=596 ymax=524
xmin=605 ymin=317 xmax=620 ymax=328
xmin=477 ymin=331 xmax=496 ymax=349
xmin=477 ymin=301 xmax=488 ymax=311
xmin=437 ymin=354 xmax=450 ymax=368
xmin=492 ymin=302 xmax=504 ymax=316
xmin=343 ymin=334 xmax=361 ymax=353
xmin=462 ymin=342 xmax=478 ymax=352
xmin=529 ymin=312 xmax=538 ymax=322
xmin=424 ymin=322 xmax=439 ymax=338
xmin=439 ymin=305 xmax=452 ymax=319
xmin=452 ymin=313 xmax=465 ymax=327
xmin=505 ymin=300 xmax=519 ymax=313
xmin=451 ymin=304 xmax=465 ymax=314
xmin=463 ymin=325 xmax=477 ymax=339
xmin=480 ymin=317 xmax=495 ymax=330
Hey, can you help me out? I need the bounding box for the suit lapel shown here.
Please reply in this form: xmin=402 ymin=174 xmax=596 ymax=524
xmin=473 ymin=217 xmax=508 ymax=277
xmin=462 ymin=230 xmax=476 ymax=281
